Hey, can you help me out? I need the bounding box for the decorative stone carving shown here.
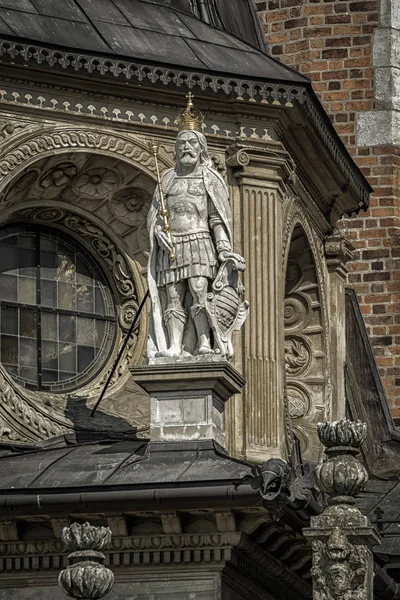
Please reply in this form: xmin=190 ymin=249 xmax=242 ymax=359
xmin=284 ymin=295 xmax=308 ymax=329
xmin=0 ymin=370 xmax=66 ymax=441
xmin=211 ymin=154 xmax=227 ymax=178
xmin=324 ymin=227 xmax=354 ymax=276
xmin=58 ymin=522 xmax=114 ymax=600
xmin=287 ymin=383 xmax=310 ymax=419
xmin=304 ymin=419 xmax=380 ymax=600
xmin=0 ymin=129 xmax=167 ymax=184
xmin=110 ymin=186 xmax=150 ymax=224
xmin=285 ymin=261 xmax=302 ymax=294
xmin=242 ymin=458 xmax=291 ymax=503
xmin=39 ymin=162 xmax=78 ymax=188
xmin=318 ymin=419 xmax=367 ymax=449
xmin=316 ymin=420 xmax=368 ymax=505
xmin=284 ymin=337 xmax=311 ymax=375
xmin=283 ymin=217 xmax=329 ymax=461
xmin=311 ymin=531 xmax=369 ymax=600
xmin=0 ymin=415 xmax=24 ymax=442
xmin=5 ymin=169 xmax=38 ymax=199
xmin=0 ymin=120 xmax=28 ymax=141
xmin=0 ymin=530 xmax=241 ymax=564
xmin=147 ymin=99 xmax=248 ymax=360
xmin=72 ymin=167 xmax=119 ymax=198
xmin=119 ymin=300 xmax=140 ymax=331
xmin=225 ymin=146 xmax=250 ymax=168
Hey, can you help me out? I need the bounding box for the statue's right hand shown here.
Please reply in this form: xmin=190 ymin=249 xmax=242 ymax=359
xmin=155 ymin=225 xmax=174 ymax=252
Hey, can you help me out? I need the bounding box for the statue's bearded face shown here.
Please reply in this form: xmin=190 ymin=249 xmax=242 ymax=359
xmin=177 ymin=131 xmax=201 ymax=167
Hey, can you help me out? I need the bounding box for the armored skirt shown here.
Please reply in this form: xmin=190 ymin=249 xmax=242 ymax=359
xmin=156 ymin=231 xmax=218 ymax=286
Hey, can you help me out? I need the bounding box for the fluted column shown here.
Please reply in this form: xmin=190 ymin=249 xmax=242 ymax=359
xmin=229 ymin=145 xmax=293 ymax=462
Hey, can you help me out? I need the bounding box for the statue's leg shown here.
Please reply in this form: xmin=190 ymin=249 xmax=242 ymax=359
xmin=163 ymin=281 xmax=186 ymax=356
xmin=188 ymin=276 xmax=212 ymax=355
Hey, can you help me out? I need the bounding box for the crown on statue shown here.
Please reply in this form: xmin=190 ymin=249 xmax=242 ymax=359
xmin=177 ymin=92 xmax=203 ymax=132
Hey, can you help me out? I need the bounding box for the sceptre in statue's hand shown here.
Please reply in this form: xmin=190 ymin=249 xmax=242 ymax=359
xmin=149 ymin=139 xmax=175 ymax=261
xmin=147 ymin=93 xmax=248 ymax=360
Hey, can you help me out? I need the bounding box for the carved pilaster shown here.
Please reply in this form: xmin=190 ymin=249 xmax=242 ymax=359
xmin=304 ymin=420 xmax=380 ymax=600
xmin=231 ymin=145 xmax=294 ymax=462
xmin=324 ymin=229 xmax=355 ymax=419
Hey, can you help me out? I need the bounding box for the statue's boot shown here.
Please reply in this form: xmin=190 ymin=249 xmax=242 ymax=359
xmin=191 ymin=304 xmax=213 ymax=355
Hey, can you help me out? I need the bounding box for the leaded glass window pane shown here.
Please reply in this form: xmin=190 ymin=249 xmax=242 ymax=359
xmin=0 ymin=225 xmax=116 ymax=392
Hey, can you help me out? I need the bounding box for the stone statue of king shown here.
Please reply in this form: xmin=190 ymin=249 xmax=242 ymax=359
xmin=147 ymin=94 xmax=248 ymax=360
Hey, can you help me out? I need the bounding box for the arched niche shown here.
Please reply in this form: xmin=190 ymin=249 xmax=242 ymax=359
xmin=0 ymin=146 xmax=172 ymax=443
xmin=284 ymin=221 xmax=329 ymax=462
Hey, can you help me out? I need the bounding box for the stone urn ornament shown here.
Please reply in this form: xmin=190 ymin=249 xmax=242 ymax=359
xmin=304 ymin=419 xmax=380 ymax=600
xmin=316 ymin=419 xmax=368 ymax=505
xmin=58 ymin=522 xmax=114 ymax=600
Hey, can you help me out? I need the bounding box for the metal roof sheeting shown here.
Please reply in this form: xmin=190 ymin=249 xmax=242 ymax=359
xmin=0 ymin=0 xmax=308 ymax=82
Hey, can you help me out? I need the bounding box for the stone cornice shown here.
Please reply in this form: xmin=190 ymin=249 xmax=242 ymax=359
xmin=0 ymin=37 xmax=371 ymax=211
xmin=0 ymin=530 xmax=310 ymax=599
xmin=0 ymin=38 xmax=306 ymax=106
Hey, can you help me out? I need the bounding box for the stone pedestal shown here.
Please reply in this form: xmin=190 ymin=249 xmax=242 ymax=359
xmin=131 ymin=361 xmax=245 ymax=447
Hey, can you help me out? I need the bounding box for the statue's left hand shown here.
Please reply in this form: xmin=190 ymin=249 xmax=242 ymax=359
xmin=218 ymin=251 xmax=246 ymax=270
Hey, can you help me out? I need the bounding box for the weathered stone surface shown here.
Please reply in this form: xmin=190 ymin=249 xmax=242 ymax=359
xmin=132 ymin=361 xmax=245 ymax=445
xmin=59 ymin=561 xmax=114 ymax=600
xmin=62 ymin=522 xmax=111 ymax=552
xmin=318 ymin=419 xmax=367 ymax=449
xmin=58 ymin=523 xmax=114 ymax=600
xmin=304 ymin=420 xmax=380 ymax=600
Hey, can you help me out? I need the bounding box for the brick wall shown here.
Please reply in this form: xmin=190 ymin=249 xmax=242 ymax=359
xmin=255 ymin=0 xmax=400 ymax=422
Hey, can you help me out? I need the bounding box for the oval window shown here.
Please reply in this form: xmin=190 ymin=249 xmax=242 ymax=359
xmin=0 ymin=225 xmax=116 ymax=392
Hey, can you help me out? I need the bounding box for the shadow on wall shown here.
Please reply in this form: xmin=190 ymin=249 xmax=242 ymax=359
xmin=64 ymin=375 xmax=150 ymax=439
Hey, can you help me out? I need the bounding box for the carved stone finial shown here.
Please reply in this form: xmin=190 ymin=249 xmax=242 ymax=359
xmin=58 ymin=523 xmax=114 ymax=600
xmin=318 ymin=419 xmax=367 ymax=448
xmin=304 ymin=420 xmax=380 ymax=600
xmin=316 ymin=419 xmax=368 ymax=505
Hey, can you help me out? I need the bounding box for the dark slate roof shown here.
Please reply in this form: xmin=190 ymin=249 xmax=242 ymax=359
xmin=0 ymin=436 xmax=252 ymax=491
xmin=345 ymin=289 xmax=400 ymax=479
xmin=0 ymin=0 xmax=307 ymax=83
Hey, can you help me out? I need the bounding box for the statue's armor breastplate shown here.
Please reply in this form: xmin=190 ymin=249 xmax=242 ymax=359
xmin=167 ymin=176 xmax=209 ymax=235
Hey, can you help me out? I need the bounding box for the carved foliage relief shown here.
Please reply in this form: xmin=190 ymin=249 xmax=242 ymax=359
xmin=284 ymin=223 xmax=327 ymax=460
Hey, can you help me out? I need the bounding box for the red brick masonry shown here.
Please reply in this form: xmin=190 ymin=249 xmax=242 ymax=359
xmin=256 ymin=0 xmax=400 ymax=421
